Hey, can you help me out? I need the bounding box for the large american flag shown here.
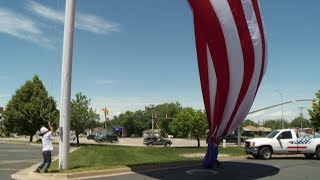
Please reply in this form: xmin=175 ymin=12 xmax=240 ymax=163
xmin=188 ymin=0 xmax=267 ymax=142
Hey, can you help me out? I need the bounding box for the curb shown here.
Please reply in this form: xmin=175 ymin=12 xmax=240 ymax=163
xmin=10 ymin=147 xmax=81 ymax=180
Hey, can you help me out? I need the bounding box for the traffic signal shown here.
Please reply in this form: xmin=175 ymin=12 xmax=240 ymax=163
xmin=102 ymin=107 xmax=109 ymax=115
xmin=312 ymin=99 xmax=317 ymax=106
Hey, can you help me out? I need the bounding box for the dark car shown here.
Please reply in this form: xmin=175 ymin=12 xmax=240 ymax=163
xmin=95 ymin=134 xmax=119 ymax=143
xmin=143 ymin=136 xmax=172 ymax=147
xmin=87 ymin=134 xmax=96 ymax=140
xmin=220 ymin=134 xmax=244 ymax=144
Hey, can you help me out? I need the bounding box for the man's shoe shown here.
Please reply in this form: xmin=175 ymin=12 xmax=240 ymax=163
xmin=34 ymin=169 xmax=40 ymax=173
xmin=44 ymin=170 xmax=48 ymax=173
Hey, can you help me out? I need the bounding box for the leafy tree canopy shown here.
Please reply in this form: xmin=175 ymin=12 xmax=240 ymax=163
xmin=169 ymin=107 xmax=207 ymax=147
xmin=262 ymin=119 xmax=289 ymax=130
xmin=308 ymin=90 xmax=320 ymax=131
xmin=3 ymin=75 xmax=58 ymax=142
xmin=242 ymin=119 xmax=259 ymax=127
xmin=70 ymin=92 xmax=99 ymax=145
xmin=289 ymin=116 xmax=310 ymax=129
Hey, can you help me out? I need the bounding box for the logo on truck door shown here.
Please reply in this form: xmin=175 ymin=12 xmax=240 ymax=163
xmin=289 ymin=137 xmax=313 ymax=145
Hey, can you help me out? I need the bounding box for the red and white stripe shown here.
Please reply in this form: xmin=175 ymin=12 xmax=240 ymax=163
xmin=188 ymin=0 xmax=267 ymax=140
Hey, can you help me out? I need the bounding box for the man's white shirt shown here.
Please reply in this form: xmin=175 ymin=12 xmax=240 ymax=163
xmin=42 ymin=131 xmax=53 ymax=151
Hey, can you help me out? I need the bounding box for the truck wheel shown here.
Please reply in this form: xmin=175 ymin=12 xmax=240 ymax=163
xmin=316 ymin=148 xmax=320 ymax=160
xmin=259 ymin=147 xmax=272 ymax=160
xmin=304 ymin=153 xmax=315 ymax=159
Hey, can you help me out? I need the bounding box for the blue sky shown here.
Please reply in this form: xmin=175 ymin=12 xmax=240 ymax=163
xmin=0 ymin=0 xmax=319 ymax=124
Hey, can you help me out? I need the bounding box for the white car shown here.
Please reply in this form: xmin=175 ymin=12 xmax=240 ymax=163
xmin=245 ymin=129 xmax=320 ymax=160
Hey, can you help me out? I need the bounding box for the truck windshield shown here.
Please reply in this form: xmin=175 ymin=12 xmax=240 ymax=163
xmin=266 ymin=130 xmax=279 ymax=138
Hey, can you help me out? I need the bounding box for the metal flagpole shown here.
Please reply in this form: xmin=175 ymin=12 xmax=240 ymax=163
xmin=59 ymin=0 xmax=76 ymax=170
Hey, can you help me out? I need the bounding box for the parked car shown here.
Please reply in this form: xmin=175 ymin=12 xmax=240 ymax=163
xmin=143 ymin=136 xmax=172 ymax=147
xmin=130 ymin=134 xmax=141 ymax=138
xmin=87 ymin=134 xmax=96 ymax=140
xmin=219 ymin=134 xmax=244 ymax=145
xmin=70 ymin=132 xmax=76 ymax=141
xmin=95 ymin=134 xmax=119 ymax=143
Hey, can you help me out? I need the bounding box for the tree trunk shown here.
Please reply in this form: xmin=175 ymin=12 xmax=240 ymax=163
xmin=29 ymin=135 xmax=33 ymax=142
xmin=76 ymin=134 xmax=79 ymax=146
xmin=197 ymin=135 xmax=200 ymax=148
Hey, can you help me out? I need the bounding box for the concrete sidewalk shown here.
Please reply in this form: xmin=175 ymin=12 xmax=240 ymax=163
xmin=11 ymin=147 xmax=81 ymax=180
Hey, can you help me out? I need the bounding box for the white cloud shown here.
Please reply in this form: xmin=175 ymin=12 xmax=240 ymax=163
xmin=76 ymin=13 xmax=119 ymax=34
xmin=0 ymin=74 xmax=9 ymax=80
xmin=0 ymin=94 xmax=10 ymax=107
xmin=0 ymin=94 xmax=10 ymax=99
xmin=246 ymin=110 xmax=266 ymax=119
xmin=95 ymin=80 xmax=113 ymax=85
xmin=245 ymin=107 xmax=311 ymax=124
xmin=28 ymin=1 xmax=120 ymax=34
xmin=0 ymin=8 xmax=52 ymax=48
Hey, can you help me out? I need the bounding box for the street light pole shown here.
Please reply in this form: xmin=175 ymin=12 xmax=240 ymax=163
xmin=299 ymin=107 xmax=305 ymax=129
xmin=59 ymin=0 xmax=75 ymax=170
xmin=274 ymin=89 xmax=284 ymax=129
xmin=149 ymin=105 xmax=155 ymax=136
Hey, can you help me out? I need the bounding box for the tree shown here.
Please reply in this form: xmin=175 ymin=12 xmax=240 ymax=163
xmin=189 ymin=109 xmax=208 ymax=147
xmin=3 ymin=75 xmax=58 ymax=142
xmin=242 ymin=119 xmax=259 ymax=127
xmin=70 ymin=93 xmax=99 ymax=146
xmin=308 ymin=90 xmax=320 ymax=131
xmin=169 ymin=107 xmax=208 ymax=147
xmin=150 ymin=102 xmax=183 ymax=136
xmin=262 ymin=119 xmax=289 ymax=130
xmin=290 ymin=116 xmax=310 ymax=128
xmin=138 ymin=103 xmax=181 ymax=137
xmin=111 ymin=110 xmax=150 ymax=136
xmin=110 ymin=102 xmax=183 ymax=137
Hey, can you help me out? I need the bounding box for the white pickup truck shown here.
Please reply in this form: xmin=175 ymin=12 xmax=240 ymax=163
xmin=244 ymin=129 xmax=320 ymax=160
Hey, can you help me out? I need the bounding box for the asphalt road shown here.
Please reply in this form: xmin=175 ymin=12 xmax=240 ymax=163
xmin=84 ymin=156 xmax=320 ymax=180
xmin=0 ymin=142 xmax=58 ymax=180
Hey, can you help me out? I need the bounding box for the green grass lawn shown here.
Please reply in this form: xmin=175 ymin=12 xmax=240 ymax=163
xmin=51 ymin=145 xmax=245 ymax=173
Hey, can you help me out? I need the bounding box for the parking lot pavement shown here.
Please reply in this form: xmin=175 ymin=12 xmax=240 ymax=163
xmin=85 ymin=137 xmax=214 ymax=147
xmin=1 ymin=136 xmax=243 ymax=148
xmin=0 ymin=142 xmax=59 ymax=180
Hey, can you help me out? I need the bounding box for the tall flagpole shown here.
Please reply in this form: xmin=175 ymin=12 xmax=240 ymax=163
xmin=59 ymin=0 xmax=75 ymax=170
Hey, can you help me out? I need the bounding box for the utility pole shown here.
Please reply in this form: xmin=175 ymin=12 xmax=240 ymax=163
xmin=273 ymin=90 xmax=284 ymax=129
xmin=102 ymin=107 xmax=109 ymax=129
xmin=150 ymin=105 xmax=156 ymax=136
xmin=59 ymin=0 xmax=75 ymax=171
xmin=152 ymin=112 xmax=154 ymax=136
xmin=299 ymin=107 xmax=305 ymax=129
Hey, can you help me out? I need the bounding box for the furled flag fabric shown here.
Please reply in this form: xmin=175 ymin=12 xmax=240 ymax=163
xmin=188 ymin=0 xmax=267 ymax=167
